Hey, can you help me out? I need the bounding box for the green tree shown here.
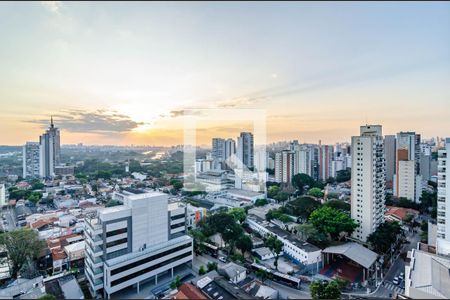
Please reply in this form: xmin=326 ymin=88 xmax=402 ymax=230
xmin=27 ymin=191 xmax=42 ymax=204
xmin=255 ymin=198 xmax=268 ymax=207
xmin=235 ymin=234 xmax=253 ymax=255
xmin=265 ymin=235 xmax=283 ymax=270
xmin=336 ymin=169 xmax=351 ymax=183
xmin=170 ymin=275 xmax=182 ymax=289
xmin=291 ymin=173 xmax=316 ymax=194
xmin=207 ymin=261 xmax=218 ymax=272
xmin=222 ymin=223 xmax=243 ymax=254
xmin=310 ymin=280 xmax=341 ymax=299
xmin=170 ymin=179 xmax=184 ymax=191
xmin=199 ymin=265 xmax=206 ymax=275
xmin=0 ymin=228 xmax=45 ymax=278
xmin=228 ymin=208 xmax=247 ymax=224
xmin=285 ymin=196 xmax=321 ymax=220
xmin=256 ymin=269 xmax=269 ymax=283
xmin=323 ymin=200 xmax=350 ymax=212
xmin=189 ymin=229 xmax=207 ymax=254
xmin=31 ymin=181 xmax=45 ymax=190
xmin=296 ymin=223 xmax=319 ymax=240
xmin=309 ymin=206 xmax=357 ymax=241
xmin=308 ymin=187 xmax=324 ymax=198
xmin=367 ymin=221 xmax=403 ymax=254
xmin=267 ymin=185 xmax=280 ymax=199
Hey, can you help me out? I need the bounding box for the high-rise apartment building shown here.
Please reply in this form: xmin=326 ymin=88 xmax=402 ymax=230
xmin=275 ymin=150 xmax=296 ymax=183
xmin=319 ymin=145 xmax=333 ymax=181
xmin=351 ymin=125 xmax=386 ymax=242
xmin=297 ymin=144 xmax=319 ymax=180
xmin=237 ymin=132 xmax=254 ymax=169
xmin=384 ymin=135 xmax=396 ymax=186
xmin=211 ymin=138 xmax=226 ymax=161
xmin=23 ymin=142 xmax=41 ymax=178
xmin=0 ymin=184 xmax=5 ymax=207
xmin=394 ymin=132 xmax=422 ymax=202
xmin=39 ymin=117 xmax=61 ymax=178
xmin=84 ymin=190 xmax=192 ymax=298
xmin=436 ymin=138 xmax=450 ymax=256
xmin=224 ymin=138 xmax=236 ymax=161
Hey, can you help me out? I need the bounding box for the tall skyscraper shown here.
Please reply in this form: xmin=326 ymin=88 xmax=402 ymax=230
xmin=237 ymin=132 xmax=254 ymax=169
xmin=39 ymin=117 xmax=61 ymax=178
xmin=384 ymin=135 xmax=396 ymax=186
xmin=275 ymin=150 xmax=296 ymax=183
xmin=436 ymin=138 xmax=450 ymax=256
xmin=351 ymin=125 xmax=386 ymax=242
xmin=23 ymin=142 xmax=41 ymax=178
xmin=85 ymin=190 xmax=192 ymax=298
xmin=0 ymin=184 xmax=5 ymax=207
xmin=224 ymin=138 xmax=236 ymax=161
xmin=319 ymin=145 xmax=333 ymax=181
xmin=394 ymin=132 xmax=422 ymax=202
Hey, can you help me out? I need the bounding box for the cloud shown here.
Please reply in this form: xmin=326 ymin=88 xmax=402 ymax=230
xmin=166 ymin=109 xmax=204 ymax=118
xmin=26 ymin=109 xmax=143 ymax=134
xmin=41 ymin=1 xmax=62 ymax=14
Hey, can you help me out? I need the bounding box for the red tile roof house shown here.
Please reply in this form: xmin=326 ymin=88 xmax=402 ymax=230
xmin=384 ymin=206 xmax=419 ymax=223
xmin=172 ymin=283 xmax=208 ymax=300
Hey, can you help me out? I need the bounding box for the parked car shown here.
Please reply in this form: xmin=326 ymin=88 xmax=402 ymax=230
xmin=219 ymin=256 xmax=227 ymax=263
xmin=393 ymin=276 xmax=400 ymax=285
xmin=399 ymin=272 xmax=404 ymax=280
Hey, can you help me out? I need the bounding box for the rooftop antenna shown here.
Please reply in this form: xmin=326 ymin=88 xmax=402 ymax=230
xmin=50 ymin=115 xmax=54 ymax=128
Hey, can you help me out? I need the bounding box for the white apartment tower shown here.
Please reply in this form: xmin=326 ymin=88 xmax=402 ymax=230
xmin=23 ymin=142 xmax=41 ymax=178
xmin=39 ymin=117 xmax=61 ymax=178
xmin=437 ymin=138 xmax=450 ymax=256
xmin=84 ymin=190 xmax=192 ymax=298
xmin=351 ymin=125 xmax=386 ymax=242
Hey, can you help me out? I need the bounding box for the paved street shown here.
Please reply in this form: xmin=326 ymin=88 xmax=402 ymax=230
xmin=265 ymin=279 xmax=312 ymax=299
xmin=1 ymin=207 xmax=16 ymax=232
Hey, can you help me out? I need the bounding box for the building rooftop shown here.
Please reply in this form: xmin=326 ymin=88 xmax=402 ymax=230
xmin=172 ymin=283 xmax=207 ymax=300
xmin=248 ymin=214 xmax=321 ymax=253
xmin=408 ymin=248 xmax=450 ymax=299
xmin=322 ymin=242 xmax=378 ymax=269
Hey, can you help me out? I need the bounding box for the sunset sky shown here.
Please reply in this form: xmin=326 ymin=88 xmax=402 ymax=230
xmin=1 ymin=1 xmax=449 ymax=146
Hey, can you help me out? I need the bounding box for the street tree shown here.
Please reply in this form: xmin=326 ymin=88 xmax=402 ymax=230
xmin=309 ymin=206 xmax=357 ymax=241
xmin=0 ymin=228 xmax=45 ymax=278
xmin=310 ymin=280 xmax=341 ymax=299
xmin=265 ymin=235 xmax=283 ymax=270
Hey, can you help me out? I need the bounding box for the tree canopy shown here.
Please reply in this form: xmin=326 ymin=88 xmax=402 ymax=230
xmin=285 ymin=196 xmax=321 ymax=220
xmin=265 ymin=235 xmax=283 ymax=270
xmin=0 ymin=228 xmax=45 ymax=278
xmin=310 ymin=280 xmax=342 ymax=299
xmin=367 ymin=221 xmax=403 ymax=254
xmin=308 ymin=187 xmax=324 ymax=198
xmin=323 ymin=200 xmax=350 ymax=212
xmin=309 ymin=206 xmax=357 ymax=240
xmin=228 ymin=208 xmax=247 ymax=224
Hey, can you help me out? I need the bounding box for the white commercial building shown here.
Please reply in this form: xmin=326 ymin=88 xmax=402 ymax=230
xmin=84 ymin=190 xmax=192 ymax=298
xmin=23 ymin=142 xmax=41 ymax=178
xmin=351 ymin=125 xmax=386 ymax=242
xmin=437 ymin=138 xmax=450 ymax=256
xmin=246 ymin=214 xmax=322 ymax=269
xmin=405 ymin=248 xmax=450 ymax=299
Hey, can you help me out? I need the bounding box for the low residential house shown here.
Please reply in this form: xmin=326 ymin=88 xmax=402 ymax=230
xmin=218 ymin=262 xmax=247 ymax=284
xmin=172 ymin=283 xmax=207 ymax=300
xmin=0 ymin=276 xmax=45 ymax=299
xmin=385 ymin=206 xmax=419 ymax=224
xmin=253 ymin=247 xmax=275 ymax=261
xmin=242 ymin=280 xmax=278 ymax=299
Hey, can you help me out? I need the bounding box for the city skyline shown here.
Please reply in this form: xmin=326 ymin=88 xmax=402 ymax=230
xmin=1 ymin=2 xmax=449 ymax=146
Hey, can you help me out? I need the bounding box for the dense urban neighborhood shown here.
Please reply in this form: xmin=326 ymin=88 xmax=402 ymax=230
xmin=0 ymin=118 xmax=448 ymax=300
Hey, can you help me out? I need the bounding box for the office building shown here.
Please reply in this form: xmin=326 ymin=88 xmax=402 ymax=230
xmin=384 ymin=135 xmax=396 ymax=185
xmin=212 ymin=138 xmax=226 ymax=161
xmin=237 ymin=132 xmax=254 ymax=169
xmin=436 ymin=138 xmax=450 ymax=256
xmin=274 ymin=150 xmax=296 ymax=183
xmin=351 ymin=125 xmax=386 ymax=242
xmin=39 ymin=117 xmax=61 ymax=178
xmin=23 ymin=142 xmax=41 ymax=178
xmin=84 ymin=190 xmax=192 ymax=298
xmin=224 ymin=138 xmax=236 ymax=161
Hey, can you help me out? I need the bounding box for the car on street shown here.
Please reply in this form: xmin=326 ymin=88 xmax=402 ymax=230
xmin=393 ymin=276 xmax=400 ymax=285
xmin=219 ymin=256 xmax=227 ymax=263
xmin=399 ymin=272 xmax=404 ymax=280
